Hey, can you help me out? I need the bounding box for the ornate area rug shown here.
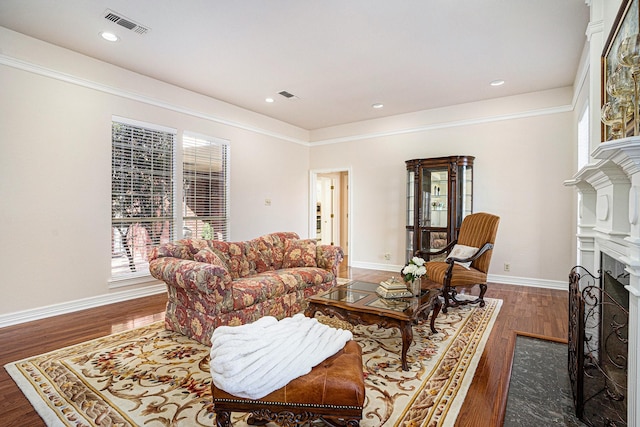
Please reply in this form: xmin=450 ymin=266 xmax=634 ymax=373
xmin=5 ymin=298 xmax=501 ymax=427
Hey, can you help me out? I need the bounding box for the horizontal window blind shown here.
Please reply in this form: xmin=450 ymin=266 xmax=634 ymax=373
xmin=111 ymin=119 xmax=176 ymax=279
xmin=182 ymin=133 xmax=229 ymax=241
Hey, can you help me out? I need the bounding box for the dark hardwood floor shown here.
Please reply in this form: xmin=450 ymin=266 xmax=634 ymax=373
xmin=0 ymin=264 xmax=569 ymax=427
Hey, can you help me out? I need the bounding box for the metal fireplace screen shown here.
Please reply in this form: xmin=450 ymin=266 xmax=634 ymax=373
xmin=568 ymin=266 xmax=629 ymax=427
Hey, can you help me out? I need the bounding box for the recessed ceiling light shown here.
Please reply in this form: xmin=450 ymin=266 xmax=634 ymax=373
xmin=265 ymin=97 xmax=275 ymax=103
xmin=490 ymin=79 xmax=505 ymax=86
xmin=372 ymin=103 xmax=384 ymax=109
xmin=100 ymin=32 xmax=119 ymax=42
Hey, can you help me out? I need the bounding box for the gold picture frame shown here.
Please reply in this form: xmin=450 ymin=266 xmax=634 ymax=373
xmin=602 ymin=0 xmax=640 ymax=141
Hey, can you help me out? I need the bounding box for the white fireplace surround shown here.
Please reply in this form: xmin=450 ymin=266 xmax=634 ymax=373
xmin=565 ymin=136 xmax=640 ymax=426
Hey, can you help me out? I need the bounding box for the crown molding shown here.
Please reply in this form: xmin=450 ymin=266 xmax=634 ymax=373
xmin=0 ymin=54 xmax=309 ymax=146
xmin=2 ymin=53 xmax=576 ymax=148
xmin=310 ymin=104 xmax=574 ymax=146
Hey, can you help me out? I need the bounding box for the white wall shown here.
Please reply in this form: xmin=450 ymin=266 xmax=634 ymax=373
xmin=0 ymin=27 xmax=312 ymax=318
xmin=0 ymin=24 xmax=582 ymax=324
xmin=309 ymin=90 xmax=577 ymax=284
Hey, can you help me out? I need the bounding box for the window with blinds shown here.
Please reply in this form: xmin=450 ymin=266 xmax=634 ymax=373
xmin=111 ymin=118 xmax=176 ymax=279
xmin=182 ymin=133 xmax=229 ymax=241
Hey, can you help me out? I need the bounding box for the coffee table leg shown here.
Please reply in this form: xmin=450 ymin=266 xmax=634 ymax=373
xmin=430 ymin=297 xmax=442 ymax=334
xmin=400 ymin=321 xmax=412 ymax=371
xmin=304 ymin=304 xmax=317 ymax=318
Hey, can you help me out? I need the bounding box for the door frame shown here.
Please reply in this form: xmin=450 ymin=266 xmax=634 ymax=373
xmin=309 ymin=167 xmax=352 ymax=264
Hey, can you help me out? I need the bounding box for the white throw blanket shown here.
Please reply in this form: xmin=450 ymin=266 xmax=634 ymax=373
xmin=210 ymin=313 xmax=353 ymax=399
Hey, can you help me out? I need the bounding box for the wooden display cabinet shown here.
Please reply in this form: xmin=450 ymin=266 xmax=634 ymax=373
xmin=405 ymin=156 xmax=474 ymax=261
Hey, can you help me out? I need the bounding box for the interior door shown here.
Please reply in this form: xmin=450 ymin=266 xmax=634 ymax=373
xmin=312 ymin=169 xmax=350 ymax=263
xmin=317 ymin=176 xmax=334 ymax=244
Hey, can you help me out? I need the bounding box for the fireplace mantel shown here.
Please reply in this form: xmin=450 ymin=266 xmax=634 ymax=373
xmin=565 ymin=135 xmax=640 ymax=425
xmin=592 ymin=137 xmax=640 ymax=175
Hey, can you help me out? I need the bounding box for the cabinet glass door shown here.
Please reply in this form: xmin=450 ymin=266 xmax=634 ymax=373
xmin=405 ymin=156 xmax=474 ymax=263
xmin=421 ymin=168 xmax=448 ymax=228
xmin=407 ymin=170 xmax=415 ymax=227
xmin=458 ymin=164 xmax=473 ymax=222
xmin=406 ymin=229 xmax=414 ymax=261
xmin=406 ymin=169 xmax=415 ymax=260
xmin=420 ymin=229 xmax=448 ymax=261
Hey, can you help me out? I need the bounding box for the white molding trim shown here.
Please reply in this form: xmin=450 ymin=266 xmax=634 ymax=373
xmin=572 ymin=44 xmax=590 ymax=109
xmin=0 ymin=269 xmax=567 ymax=328
xmin=0 ymin=284 xmax=166 ymax=328
xmin=487 ymin=274 xmax=567 ymax=290
xmin=350 ymin=261 xmax=567 ymax=290
xmin=351 ymin=261 xmax=403 ymax=272
xmin=1 ymin=53 xmax=576 ymax=147
xmin=585 ymin=20 xmax=604 ymax=41
xmin=0 ymin=54 xmax=308 ymax=146
xmin=108 ymin=273 xmax=164 ymax=289
xmin=310 ymin=104 xmax=573 ymax=146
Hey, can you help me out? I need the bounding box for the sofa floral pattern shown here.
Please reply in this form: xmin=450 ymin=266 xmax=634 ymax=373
xmin=149 ymin=232 xmax=344 ymax=345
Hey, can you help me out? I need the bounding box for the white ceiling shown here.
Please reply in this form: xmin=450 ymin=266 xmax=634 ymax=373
xmin=0 ymin=0 xmax=589 ymax=131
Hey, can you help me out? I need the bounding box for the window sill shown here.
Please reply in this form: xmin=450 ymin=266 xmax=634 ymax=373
xmin=108 ymin=273 xmax=162 ymax=289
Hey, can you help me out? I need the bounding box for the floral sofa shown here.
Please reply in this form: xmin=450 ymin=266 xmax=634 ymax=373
xmin=148 ymin=232 xmax=344 ymax=345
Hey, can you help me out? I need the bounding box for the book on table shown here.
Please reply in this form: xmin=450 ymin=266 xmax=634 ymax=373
xmin=376 ymin=286 xmax=412 ymax=299
xmin=376 ymin=278 xmax=412 ymax=299
xmin=379 ymin=278 xmax=408 ymax=290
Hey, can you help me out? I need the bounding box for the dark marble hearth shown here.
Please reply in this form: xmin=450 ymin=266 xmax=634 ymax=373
xmin=503 ymin=335 xmax=586 ymax=427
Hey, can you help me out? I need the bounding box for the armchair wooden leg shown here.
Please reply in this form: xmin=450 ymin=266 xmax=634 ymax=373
xmin=441 ymin=285 xmax=464 ymax=313
xmin=441 ymin=285 xmax=451 ymax=313
xmin=444 ymin=284 xmax=488 ymax=311
xmin=470 ymin=283 xmax=487 ymax=307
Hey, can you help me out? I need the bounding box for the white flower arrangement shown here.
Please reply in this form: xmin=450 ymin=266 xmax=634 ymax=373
xmin=402 ymin=256 xmax=427 ymax=282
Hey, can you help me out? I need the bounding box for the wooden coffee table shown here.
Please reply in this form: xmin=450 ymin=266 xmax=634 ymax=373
xmin=305 ymin=280 xmax=441 ymax=371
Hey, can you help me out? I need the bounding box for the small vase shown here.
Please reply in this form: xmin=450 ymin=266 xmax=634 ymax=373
xmin=411 ymin=277 xmax=421 ymax=297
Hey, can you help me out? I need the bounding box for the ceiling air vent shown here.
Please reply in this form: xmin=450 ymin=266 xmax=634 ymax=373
xmin=104 ymin=9 xmax=150 ymax=35
xmin=278 ymin=90 xmax=300 ymax=101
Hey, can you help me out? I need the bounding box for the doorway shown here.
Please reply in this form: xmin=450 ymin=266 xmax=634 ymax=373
xmin=310 ymin=169 xmax=350 ymax=265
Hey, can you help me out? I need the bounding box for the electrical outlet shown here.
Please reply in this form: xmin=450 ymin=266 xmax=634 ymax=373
xmin=504 ymin=263 xmax=511 ymax=272
xmin=384 ymin=253 xmax=391 ymax=260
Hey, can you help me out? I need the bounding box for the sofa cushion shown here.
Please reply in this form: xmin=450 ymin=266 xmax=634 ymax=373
xmin=426 ymin=261 xmax=487 ymax=286
xmin=231 ymin=274 xmax=287 ymax=310
xmin=194 ymin=247 xmax=233 ymax=283
xmin=246 ymin=236 xmax=277 ymax=274
xmin=282 ymin=239 xmax=317 ymax=268
xmin=195 ymin=247 xmax=222 ymax=265
xmin=208 ymin=241 xmax=250 ymax=279
xmin=265 ymin=232 xmax=301 ymax=269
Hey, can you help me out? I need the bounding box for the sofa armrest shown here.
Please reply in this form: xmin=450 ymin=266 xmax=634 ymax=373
xmin=149 ymin=257 xmax=233 ymax=296
xmin=316 ymin=245 xmax=345 ymax=276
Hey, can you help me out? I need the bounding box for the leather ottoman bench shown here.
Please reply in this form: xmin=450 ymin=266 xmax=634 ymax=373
xmin=212 ymin=340 xmax=365 ymax=427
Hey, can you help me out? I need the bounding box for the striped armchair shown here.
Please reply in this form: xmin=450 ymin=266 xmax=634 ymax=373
xmin=419 ymin=212 xmax=500 ymax=313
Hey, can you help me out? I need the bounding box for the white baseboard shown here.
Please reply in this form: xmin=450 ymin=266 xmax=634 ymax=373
xmin=487 ymin=274 xmax=567 ymax=291
xmin=350 ymin=261 xmax=403 ymax=272
xmin=0 ymin=283 xmax=166 ymax=328
xmin=349 ymin=261 xmax=568 ymax=291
